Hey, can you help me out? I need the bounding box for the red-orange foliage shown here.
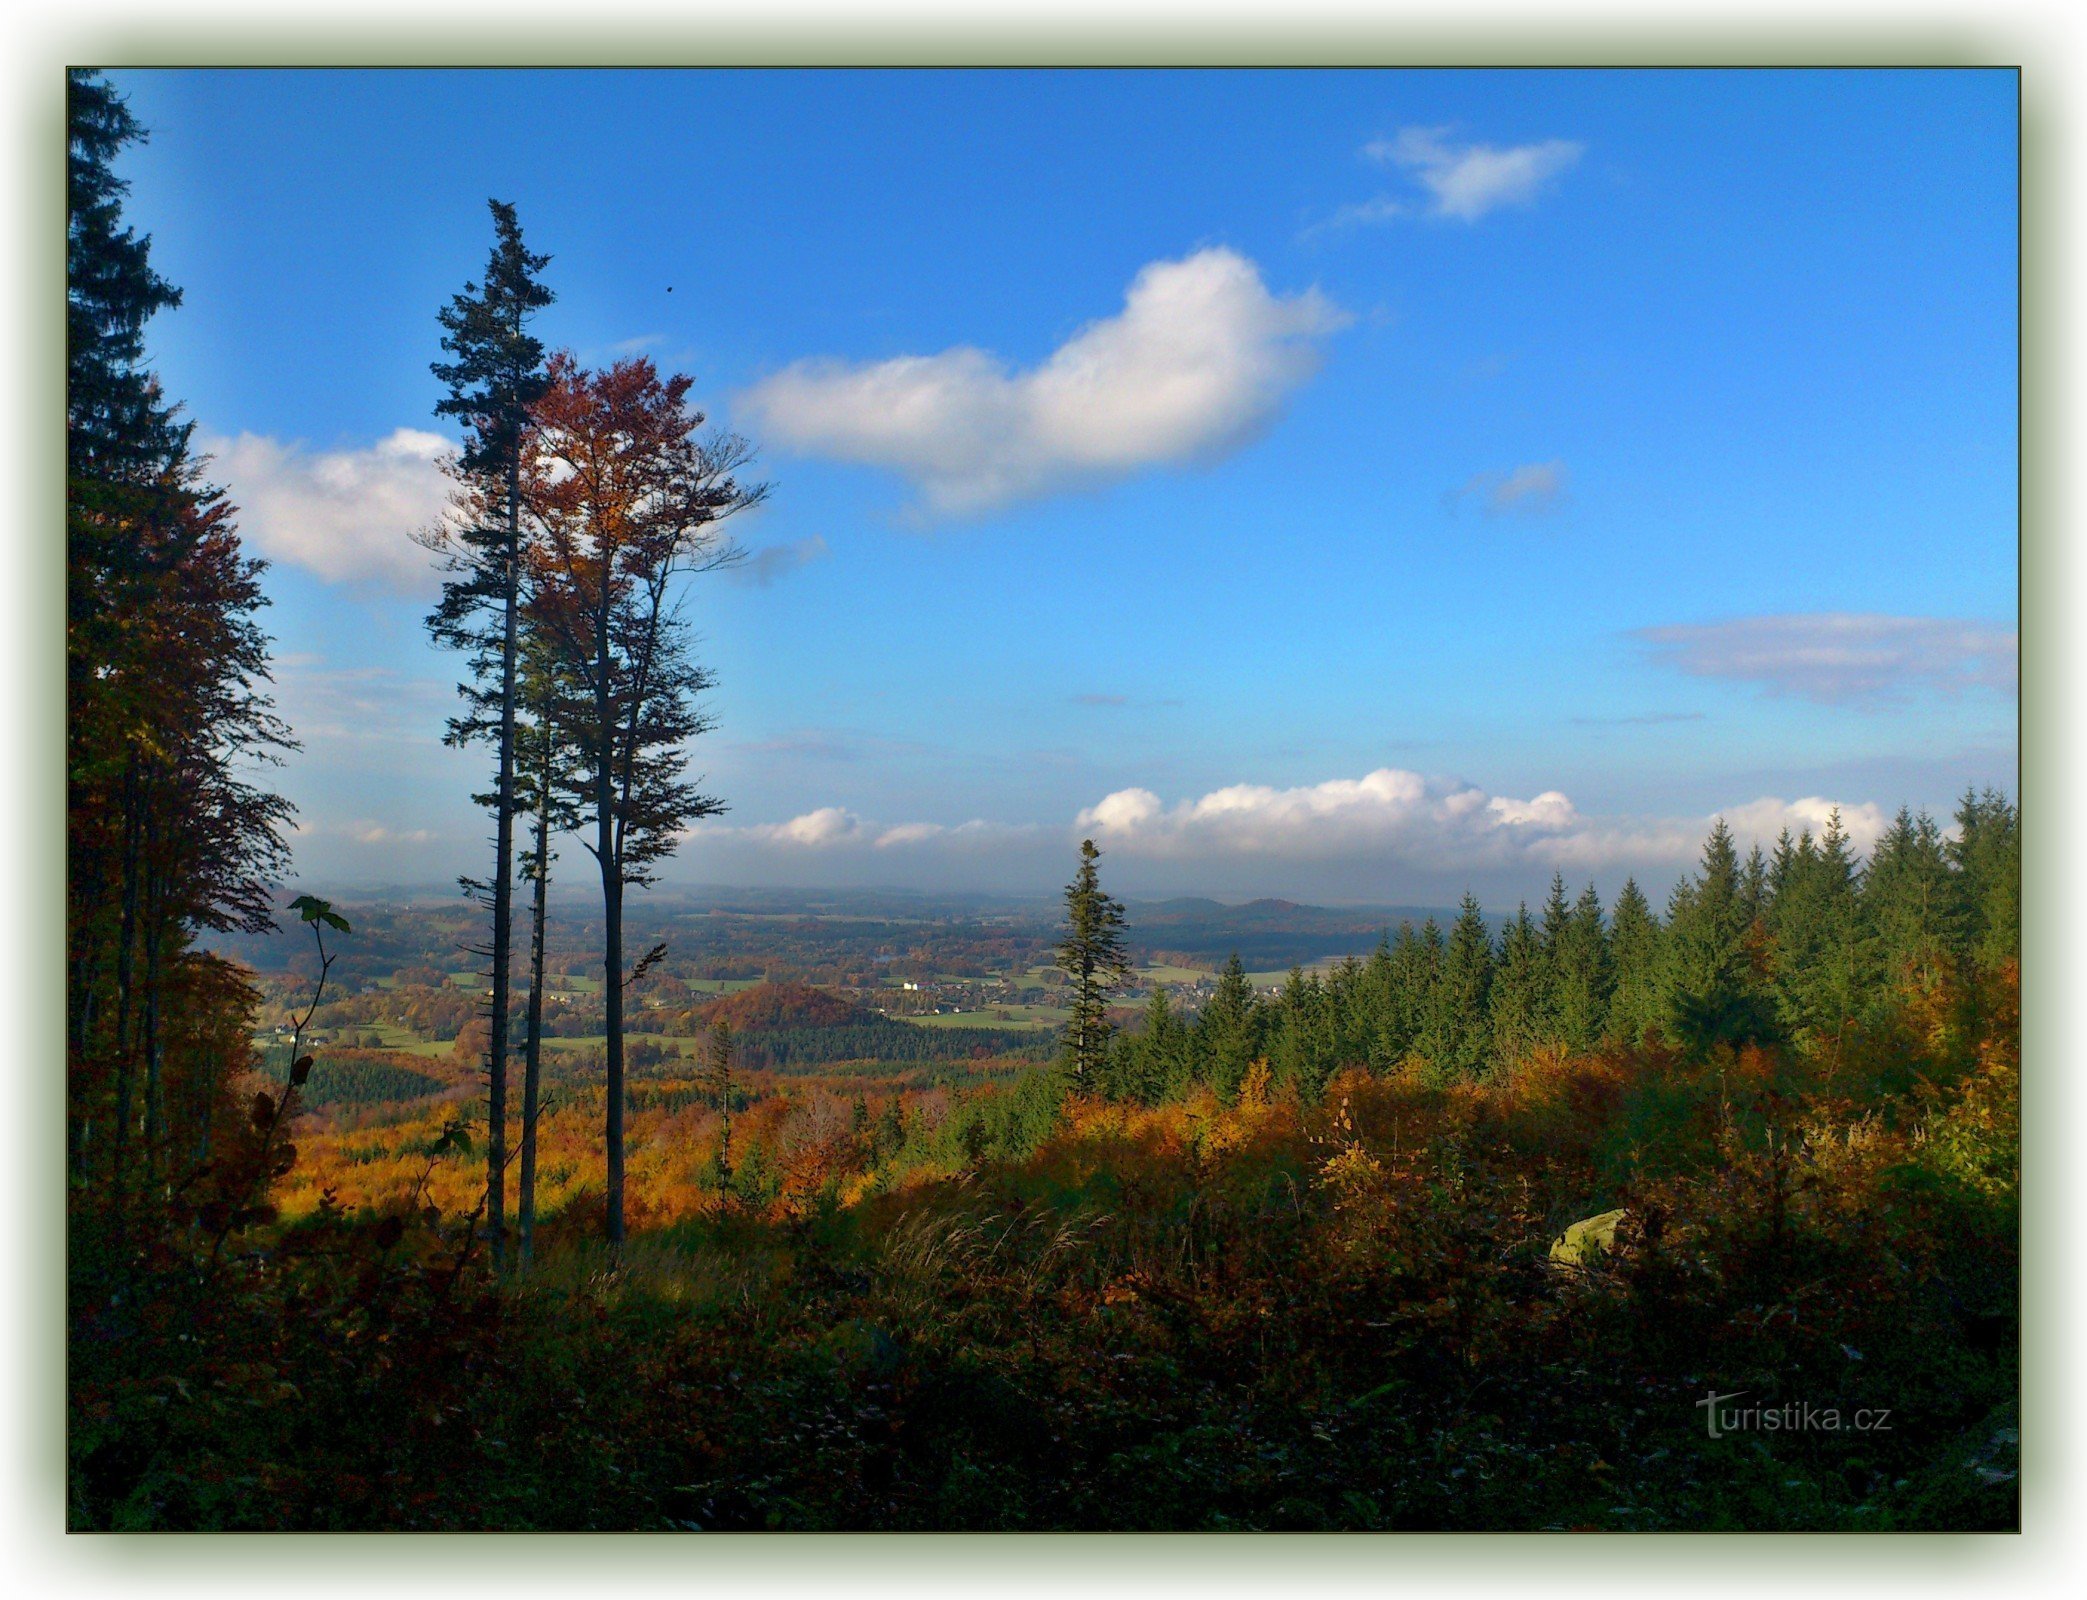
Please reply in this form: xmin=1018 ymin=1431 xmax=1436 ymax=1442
xmin=698 ymin=980 xmax=876 ymax=1032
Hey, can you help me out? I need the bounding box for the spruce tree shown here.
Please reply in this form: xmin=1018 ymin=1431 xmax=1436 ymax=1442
xmin=1663 ymin=819 xmax=1774 ymax=1055
xmin=67 ymin=71 xmax=187 ymax=483
xmin=1199 ymin=952 xmax=1260 ymax=1102
xmin=1950 ymin=787 xmax=2021 ymax=971
xmin=1605 ymin=877 xmax=1662 ymax=1045
xmin=1816 ymin=809 xmax=1880 ymax=1033
xmin=1322 ymin=954 xmax=1373 ymax=1076
xmin=706 ymin=1021 xmax=736 ymax=1208
xmin=1766 ymin=812 xmax=1877 ymax=1046
xmin=1272 ymin=967 xmax=1335 ymax=1100
xmin=1535 ymin=871 xmax=1573 ymax=1051
xmin=1553 ymin=883 xmax=1613 ymax=1054
xmin=1055 ymin=839 xmax=1131 ymax=1090
xmin=1864 ymin=807 xmax=1963 ymax=991
xmin=1489 ymin=905 xmax=1547 ymax=1068
xmin=66 ymin=71 xmax=293 ymax=1207
xmin=1357 ymin=936 xmax=1400 ymax=1070
xmin=422 ymin=200 xmax=554 ymax=1267
xmin=1423 ymin=893 xmax=1495 ymax=1080
xmin=1125 ymin=988 xmax=1185 ymax=1103
xmin=1768 ymin=828 xmax=1800 ymax=905
xmin=1384 ymin=919 xmax=1441 ymax=1065
xmin=1740 ymin=843 xmax=1770 ymax=930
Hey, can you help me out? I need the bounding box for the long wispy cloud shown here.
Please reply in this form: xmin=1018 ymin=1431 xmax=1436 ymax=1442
xmin=204 ymin=428 xmax=454 ymax=594
xmin=727 ymin=535 xmax=831 ymax=587
xmin=1453 ymin=459 xmax=1568 ymax=516
xmin=692 ymin=809 xmax=1039 ymax=853
xmin=1308 ymin=127 xmax=1584 ymax=239
xmin=1635 ymin=613 xmax=2019 ymax=706
xmin=737 ymin=248 xmax=1349 ymax=516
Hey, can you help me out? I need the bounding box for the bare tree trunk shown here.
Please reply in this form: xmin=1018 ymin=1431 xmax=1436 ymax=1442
xmin=518 ymin=745 xmax=552 ymax=1270
xmin=141 ymin=866 xmax=164 ymax=1190
xmin=111 ymin=754 xmax=142 ymax=1212
xmin=485 ymin=458 xmax=523 ymax=1271
xmin=601 ymin=848 xmax=625 ymax=1247
xmin=594 ymin=670 xmax=625 ymax=1247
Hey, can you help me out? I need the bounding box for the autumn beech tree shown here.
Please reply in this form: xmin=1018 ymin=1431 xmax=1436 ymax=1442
xmin=419 ymin=201 xmax=555 ymax=1268
xmin=523 ymin=354 xmax=767 ymax=1245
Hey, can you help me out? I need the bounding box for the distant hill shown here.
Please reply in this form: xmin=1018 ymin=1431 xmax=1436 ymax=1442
xmin=1125 ymin=897 xmax=1472 ymax=970
xmin=697 ymin=980 xmax=878 ymax=1032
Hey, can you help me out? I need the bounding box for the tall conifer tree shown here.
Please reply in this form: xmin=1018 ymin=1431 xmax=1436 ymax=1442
xmin=67 ymin=71 xmax=292 ymax=1208
xmin=1950 ymin=787 xmax=2021 ymax=970
xmin=1424 ymin=894 xmax=1495 ymax=1080
xmin=1056 ymin=840 xmax=1131 ymax=1090
xmin=1604 ymin=877 xmax=1662 ymax=1045
xmin=1552 ymin=883 xmax=1613 ymax=1054
xmin=1663 ymin=820 xmax=1773 ymax=1054
xmin=1489 ymin=905 xmax=1547 ymax=1068
xmin=1199 ymin=952 xmax=1259 ymax=1102
xmin=1864 ymin=807 xmax=1962 ymax=991
xmin=422 ymin=200 xmax=554 ymax=1266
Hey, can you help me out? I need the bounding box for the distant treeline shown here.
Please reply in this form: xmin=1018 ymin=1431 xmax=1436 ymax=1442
xmin=731 ymin=1020 xmax=1051 ymax=1071
xmin=1100 ymin=793 xmax=2019 ymax=1106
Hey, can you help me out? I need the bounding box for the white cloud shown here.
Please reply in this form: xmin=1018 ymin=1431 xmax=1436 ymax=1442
xmin=751 ymin=806 xmax=866 ymax=848
xmin=1716 ymin=796 xmax=1890 ymax=855
xmin=1486 ymin=790 xmax=1578 ymax=828
xmin=874 ymin=822 xmax=947 ymax=848
xmin=204 ymin=427 xmax=455 ymax=594
xmin=1298 ymin=195 xmax=1409 ymax=240
xmin=738 ymin=248 xmax=1349 ymax=515
xmin=1366 ymin=127 xmax=1585 ymax=221
xmin=1069 ymin=767 xmax=1891 ymax=879
xmin=1077 ymin=768 xmax=1508 ymax=863
xmin=347 ymin=820 xmax=435 ymax=847
xmin=1635 ymin=613 xmax=2019 ymax=706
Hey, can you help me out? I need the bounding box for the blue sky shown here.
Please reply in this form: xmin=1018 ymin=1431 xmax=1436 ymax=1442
xmin=105 ymin=67 xmax=2019 ymax=906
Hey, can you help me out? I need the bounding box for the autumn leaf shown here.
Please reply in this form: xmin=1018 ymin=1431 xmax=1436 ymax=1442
xmin=288 ymin=893 xmax=352 ymax=933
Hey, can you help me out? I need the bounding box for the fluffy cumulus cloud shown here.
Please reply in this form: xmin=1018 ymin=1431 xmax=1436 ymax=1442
xmin=204 ymin=428 xmax=455 ymax=593
xmin=1075 ymin=768 xmax=1562 ymax=865
xmin=739 ymin=806 xmax=868 ymax=848
xmin=1717 ymin=796 xmax=1890 ymax=855
xmin=1366 ymin=127 xmax=1585 ymax=221
xmin=1634 ymin=613 xmax=2019 ymax=706
xmin=738 ymin=248 xmax=1349 ymax=515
